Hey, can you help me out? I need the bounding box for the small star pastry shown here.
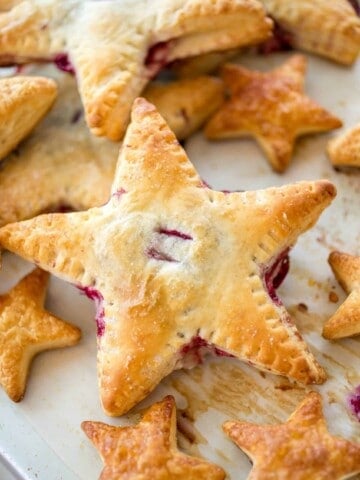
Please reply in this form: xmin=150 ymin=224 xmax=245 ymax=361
xmin=82 ymin=395 xmax=225 ymax=480
xmin=143 ymin=76 xmax=224 ymax=141
xmin=223 ymin=391 xmax=360 ymax=480
xmin=0 ymin=268 xmax=81 ymax=402
xmin=0 ymin=0 xmax=272 ymax=140
xmin=322 ymin=251 xmax=360 ymax=339
xmin=260 ymin=0 xmax=360 ymax=65
xmin=205 ymin=55 xmax=342 ymax=173
xmin=0 ymin=67 xmax=224 ymax=226
xmin=0 ymin=76 xmax=57 ymax=161
xmin=327 ymin=124 xmax=360 ymax=168
xmin=0 ymin=98 xmax=336 ymax=416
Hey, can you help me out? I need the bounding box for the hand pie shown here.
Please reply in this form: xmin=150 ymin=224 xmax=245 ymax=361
xmin=322 ymin=251 xmax=360 ymax=339
xmin=0 ymin=0 xmax=271 ymax=140
xmin=0 ymin=76 xmax=57 ymax=161
xmin=223 ymin=391 xmax=360 ymax=480
xmin=0 ymin=98 xmax=336 ymax=416
xmin=82 ymin=395 xmax=225 ymax=480
xmin=260 ymin=0 xmax=360 ymax=65
xmin=143 ymin=76 xmax=224 ymax=141
xmin=327 ymin=124 xmax=360 ymax=168
xmin=0 ymin=66 xmax=223 ymax=227
xmin=0 ymin=268 xmax=81 ymax=402
xmin=205 ymin=55 xmax=342 ymax=173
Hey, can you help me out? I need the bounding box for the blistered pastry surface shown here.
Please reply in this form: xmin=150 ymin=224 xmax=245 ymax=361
xmin=0 ymin=52 xmax=359 ymax=479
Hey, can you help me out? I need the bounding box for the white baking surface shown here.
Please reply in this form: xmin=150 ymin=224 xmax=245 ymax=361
xmin=0 ymin=51 xmax=359 ymax=480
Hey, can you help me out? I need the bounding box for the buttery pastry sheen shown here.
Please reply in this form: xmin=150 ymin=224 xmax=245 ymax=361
xmin=0 ymin=99 xmax=335 ymax=416
xmin=0 ymin=268 xmax=81 ymax=402
xmin=205 ymin=55 xmax=342 ymax=173
xmin=327 ymin=123 xmax=360 ymax=168
xmin=0 ymin=0 xmax=272 ymax=140
xmin=82 ymin=396 xmax=225 ymax=480
xmin=0 ymin=76 xmax=57 ymax=161
xmin=260 ymin=0 xmax=360 ymax=65
xmin=223 ymin=391 xmax=360 ymax=480
xmin=0 ymin=66 xmax=224 ymax=226
xmin=323 ymin=251 xmax=360 ymax=339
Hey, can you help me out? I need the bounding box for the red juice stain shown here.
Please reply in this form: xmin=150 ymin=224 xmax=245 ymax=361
xmin=348 ymin=386 xmax=360 ymax=421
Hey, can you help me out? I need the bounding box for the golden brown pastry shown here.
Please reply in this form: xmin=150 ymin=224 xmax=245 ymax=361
xmin=0 ymin=67 xmax=224 ymax=227
xmin=223 ymin=391 xmax=360 ymax=480
xmin=143 ymin=76 xmax=224 ymax=141
xmin=0 ymin=99 xmax=336 ymax=416
xmin=0 ymin=268 xmax=81 ymax=402
xmin=323 ymin=251 xmax=360 ymax=339
xmin=0 ymin=0 xmax=272 ymax=140
xmin=327 ymin=124 xmax=360 ymax=168
xmin=260 ymin=0 xmax=360 ymax=65
xmin=82 ymin=395 xmax=225 ymax=480
xmin=171 ymin=49 xmax=241 ymax=78
xmin=205 ymin=55 xmax=342 ymax=173
xmin=0 ymin=76 xmax=57 ymax=161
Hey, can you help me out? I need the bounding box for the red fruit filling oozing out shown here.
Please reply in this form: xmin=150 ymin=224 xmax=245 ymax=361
xmin=263 ymin=248 xmax=290 ymax=306
xmin=258 ymin=18 xmax=293 ymax=55
xmin=348 ymin=0 xmax=360 ymax=15
xmin=179 ymin=335 xmax=234 ymax=367
xmin=79 ymin=286 xmax=105 ymax=337
xmin=144 ymin=41 xmax=173 ymax=78
xmin=54 ymin=53 xmax=75 ymax=75
xmin=348 ymin=386 xmax=360 ymax=421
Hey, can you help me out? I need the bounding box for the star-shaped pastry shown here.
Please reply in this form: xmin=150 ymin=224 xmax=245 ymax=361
xmin=322 ymin=251 xmax=360 ymax=339
xmin=0 ymin=98 xmax=336 ymax=416
xmin=327 ymin=124 xmax=360 ymax=169
xmin=204 ymin=55 xmax=342 ymax=173
xmin=0 ymin=76 xmax=57 ymax=161
xmin=0 ymin=267 xmax=81 ymax=402
xmin=82 ymin=395 xmax=225 ymax=480
xmin=223 ymin=391 xmax=360 ymax=479
xmin=0 ymin=67 xmax=223 ymax=227
xmin=259 ymin=0 xmax=360 ymax=65
xmin=0 ymin=0 xmax=272 ymax=140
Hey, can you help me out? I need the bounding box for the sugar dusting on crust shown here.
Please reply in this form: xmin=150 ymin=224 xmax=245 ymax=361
xmin=263 ymin=248 xmax=290 ymax=306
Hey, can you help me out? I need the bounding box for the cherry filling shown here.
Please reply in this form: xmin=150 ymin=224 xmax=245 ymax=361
xmin=78 ymin=286 xmax=105 ymax=337
xmin=263 ymin=248 xmax=290 ymax=306
xmin=158 ymin=228 xmax=192 ymax=241
xmin=348 ymin=0 xmax=360 ymax=15
xmin=146 ymin=227 xmax=192 ymax=262
xmin=179 ymin=335 xmax=234 ymax=367
xmin=144 ymin=41 xmax=173 ymax=78
xmin=348 ymin=386 xmax=360 ymax=421
xmin=54 ymin=53 xmax=75 ymax=75
xmin=258 ymin=18 xmax=293 ymax=55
